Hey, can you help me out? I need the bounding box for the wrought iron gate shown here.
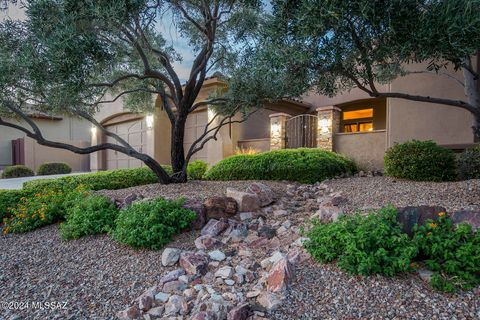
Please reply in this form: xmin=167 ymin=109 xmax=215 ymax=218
xmin=286 ymin=114 xmax=318 ymax=148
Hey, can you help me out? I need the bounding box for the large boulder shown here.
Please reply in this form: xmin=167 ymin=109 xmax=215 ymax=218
xmin=226 ymin=188 xmax=261 ymax=212
xmin=397 ymin=206 xmax=446 ymax=236
xmin=183 ymin=199 xmax=207 ymax=230
xmin=161 ymin=248 xmax=181 ymax=267
xmin=451 ymin=210 xmax=480 ymax=231
xmin=204 ymin=196 xmax=238 ymax=220
xmin=247 ymin=182 xmax=274 ymax=207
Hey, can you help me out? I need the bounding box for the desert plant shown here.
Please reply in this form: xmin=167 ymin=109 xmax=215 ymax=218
xmin=1 ymin=165 xmax=34 ymax=179
xmin=60 ymin=195 xmax=118 ymax=239
xmin=37 ymin=162 xmax=72 ymax=176
xmin=413 ymin=212 xmax=480 ymax=292
xmin=111 ymin=198 xmax=196 ymax=250
xmin=384 ymin=140 xmax=456 ymax=181
xmin=205 ymin=148 xmax=356 ymax=184
xmin=187 ymin=160 xmax=208 ymax=180
xmin=456 ymin=145 xmax=480 ymax=180
xmin=304 ymin=206 xmax=418 ymax=277
xmin=0 ymin=189 xmax=32 ymax=221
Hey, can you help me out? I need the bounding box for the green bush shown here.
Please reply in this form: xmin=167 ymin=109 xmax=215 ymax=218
xmin=304 ymin=206 xmax=418 ymax=277
xmin=384 ymin=140 xmax=456 ymax=181
xmin=111 ymin=198 xmax=196 ymax=250
xmin=456 ymin=145 xmax=480 ymax=180
xmin=23 ymin=166 xmax=173 ymax=193
xmin=413 ymin=213 xmax=480 ymax=292
xmin=60 ymin=195 xmax=118 ymax=240
xmin=188 ymin=160 xmax=208 ymax=180
xmin=205 ymin=148 xmax=356 ymax=184
xmin=0 ymin=189 xmax=32 ymax=221
xmin=1 ymin=165 xmax=34 ymax=179
xmin=37 ymin=162 xmax=72 ymax=176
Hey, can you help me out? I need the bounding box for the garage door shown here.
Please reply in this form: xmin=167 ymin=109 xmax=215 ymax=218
xmin=184 ymin=111 xmax=208 ymax=162
xmin=105 ymin=118 xmax=148 ymax=170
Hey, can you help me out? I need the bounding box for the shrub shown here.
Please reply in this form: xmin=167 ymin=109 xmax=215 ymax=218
xmin=60 ymin=195 xmax=118 ymax=240
xmin=304 ymin=206 xmax=418 ymax=277
xmin=0 ymin=189 xmax=32 ymax=221
xmin=187 ymin=160 xmax=208 ymax=180
xmin=111 ymin=198 xmax=196 ymax=250
xmin=2 ymin=191 xmax=66 ymax=234
xmin=384 ymin=140 xmax=456 ymax=181
xmin=456 ymin=145 xmax=480 ymax=180
xmin=413 ymin=212 xmax=480 ymax=292
xmin=1 ymin=165 xmax=34 ymax=179
xmin=37 ymin=162 xmax=72 ymax=176
xmin=23 ymin=166 xmax=172 ymax=193
xmin=205 ymin=148 xmax=356 ymax=184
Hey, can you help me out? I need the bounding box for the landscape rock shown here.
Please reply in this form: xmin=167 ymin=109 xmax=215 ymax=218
xmin=164 ymin=295 xmax=188 ymax=316
xmin=201 ymin=218 xmax=229 ymax=237
xmin=195 ymin=235 xmax=223 ymax=250
xmin=247 ymin=182 xmax=274 ymax=207
xmin=161 ymin=248 xmax=181 ymax=267
xmin=273 ymin=209 xmax=288 ymax=217
xmin=179 ymin=252 xmax=208 ymax=276
xmin=267 ymin=257 xmax=294 ymax=293
xmin=227 ymin=303 xmax=251 ymax=320
xmin=154 ymin=292 xmax=171 ymax=303
xmin=147 ymin=306 xmax=164 ymax=317
xmin=257 ymin=226 xmax=277 ymax=239
xmin=313 ymin=206 xmax=343 ymax=223
xmin=183 ymin=200 xmax=207 ymax=230
xmin=208 ymin=250 xmax=226 ymax=261
xmin=256 ymin=292 xmax=282 ymax=311
xmin=451 ymin=210 xmax=480 ymax=231
xmin=418 ymin=268 xmax=434 ymax=283
xmin=204 ymin=196 xmax=238 ymax=220
xmin=116 ymin=306 xmax=141 ymax=320
xmin=397 ymin=206 xmax=447 ymax=236
xmin=138 ymin=294 xmax=153 ymax=311
xmin=190 ymin=311 xmax=217 ymax=320
xmin=159 ymin=268 xmax=185 ymax=286
xmin=215 ymin=266 xmax=234 ymax=279
xmin=226 ymin=188 xmax=261 ymax=212
xmin=162 ymin=280 xmax=187 ymax=294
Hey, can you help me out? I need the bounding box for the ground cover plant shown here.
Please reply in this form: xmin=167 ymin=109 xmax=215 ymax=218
xmin=205 ymin=148 xmax=356 ymax=184
xmin=111 ymin=198 xmax=196 ymax=250
xmin=384 ymin=140 xmax=456 ymax=181
xmin=304 ymin=207 xmax=480 ymax=292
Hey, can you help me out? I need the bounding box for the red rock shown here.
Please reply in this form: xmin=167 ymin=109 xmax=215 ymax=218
xmin=204 ymin=196 xmax=238 ymax=220
xmin=195 ymin=235 xmax=223 ymax=250
xmin=227 ymin=303 xmax=251 ymax=320
xmin=248 ymin=237 xmax=268 ymax=248
xmin=116 ymin=306 xmax=140 ymax=320
xmin=183 ymin=200 xmax=207 ymax=230
xmin=451 ymin=210 xmax=480 ymax=231
xmin=267 ymin=258 xmax=294 ymax=293
xmin=179 ymin=252 xmax=208 ymax=275
xmin=191 ymin=311 xmax=217 ymax=320
xmin=138 ymin=294 xmax=153 ymax=311
xmin=226 ymin=188 xmax=261 ymax=212
xmin=159 ymin=268 xmax=185 ymax=285
xmin=201 ymin=218 xmax=229 ymax=236
xmin=247 ymin=182 xmax=274 ymax=207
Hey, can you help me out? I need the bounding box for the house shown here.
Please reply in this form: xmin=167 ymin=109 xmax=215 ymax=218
xmin=91 ymin=60 xmax=478 ymax=171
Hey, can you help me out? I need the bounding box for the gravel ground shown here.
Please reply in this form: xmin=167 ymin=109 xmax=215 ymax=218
xmin=324 ymin=176 xmax=480 ymax=213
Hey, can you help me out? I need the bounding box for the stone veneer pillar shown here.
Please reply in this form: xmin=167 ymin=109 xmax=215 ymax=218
xmin=269 ymin=113 xmax=291 ymax=150
xmin=316 ymin=106 xmax=341 ymax=151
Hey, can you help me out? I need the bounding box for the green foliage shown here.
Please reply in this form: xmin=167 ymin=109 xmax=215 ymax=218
xmin=187 ymin=160 xmax=208 ymax=180
xmin=111 ymin=198 xmax=196 ymax=250
xmin=205 ymin=148 xmax=356 ymax=184
xmin=384 ymin=140 xmax=456 ymax=181
xmin=23 ymin=166 xmax=172 ymax=193
xmin=37 ymin=162 xmax=72 ymax=176
xmin=456 ymin=145 xmax=480 ymax=180
xmin=413 ymin=214 xmax=480 ymax=292
xmin=304 ymin=206 xmax=417 ymax=277
xmin=0 ymin=189 xmax=32 ymax=221
xmin=60 ymin=195 xmax=118 ymax=240
xmin=2 ymin=191 xmax=66 ymax=234
xmin=1 ymin=165 xmax=34 ymax=179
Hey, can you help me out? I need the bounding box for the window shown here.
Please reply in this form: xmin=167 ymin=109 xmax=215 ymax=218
xmin=342 ymin=108 xmax=374 ymax=132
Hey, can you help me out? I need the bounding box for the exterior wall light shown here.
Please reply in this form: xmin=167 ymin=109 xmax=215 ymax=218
xmin=146 ymin=114 xmax=154 ymax=129
xmin=319 ymin=118 xmax=331 ymax=133
xmin=271 ymin=121 xmax=280 ymax=135
xmin=91 ymin=126 xmax=97 ymax=135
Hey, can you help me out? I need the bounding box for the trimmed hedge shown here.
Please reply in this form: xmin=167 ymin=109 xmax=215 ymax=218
xmin=23 ymin=166 xmax=173 ymax=193
xmin=205 ymin=148 xmax=357 ymax=184
xmin=1 ymin=165 xmax=34 ymax=179
xmin=456 ymin=145 xmax=480 ymax=180
xmin=37 ymin=162 xmax=72 ymax=176
xmin=384 ymin=140 xmax=456 ymax=181
xmin=187 ymin=160 xmax=208 ymax=180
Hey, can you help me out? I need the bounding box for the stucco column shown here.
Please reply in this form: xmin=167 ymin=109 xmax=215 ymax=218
xmin=316 ymin=106 xmax=341 ymax=151
xmin=269 ymin=113 xmax=290 ymax=150
xmin=89 ymin=126 xmax=103 ymax=171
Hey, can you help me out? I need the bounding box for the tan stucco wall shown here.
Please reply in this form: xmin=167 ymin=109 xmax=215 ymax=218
xmin=334 ymin=130 xmax=387 ymax=170
xmin=0 ymin=117 xmax=90 ymax=170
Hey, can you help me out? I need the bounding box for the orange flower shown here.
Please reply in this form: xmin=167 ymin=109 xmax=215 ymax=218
xmin=438 ymin=212 xmax=446 ymax=217
xmin=429 ymin=223 xmax=437 ymax=229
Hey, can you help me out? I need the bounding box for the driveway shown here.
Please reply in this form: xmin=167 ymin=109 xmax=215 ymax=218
xmin=0 ymin=172 xmax=89 ymax=190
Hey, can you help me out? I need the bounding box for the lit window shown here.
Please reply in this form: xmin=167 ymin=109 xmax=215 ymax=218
xmin=342 ymin=108 xmax=374 ymax=132
xmin=343 ymin=108 xmax=373 ymax=120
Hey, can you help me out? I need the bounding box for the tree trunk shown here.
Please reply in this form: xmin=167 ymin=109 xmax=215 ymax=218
xmin=463 ymin=57 xmax=480 ymax=140
xmin=170 ymin=116 xmax=188 ymax=183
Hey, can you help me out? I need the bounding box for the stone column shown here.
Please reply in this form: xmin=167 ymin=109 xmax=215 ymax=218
xmin=316 ymin=106 xmax=341 ymax=151
xmin=269 ymin=113 xmax=290 ymax=150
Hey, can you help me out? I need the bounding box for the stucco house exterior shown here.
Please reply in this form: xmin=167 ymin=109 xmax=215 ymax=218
xmin=90 ymin=60 xmax=478 ymax=172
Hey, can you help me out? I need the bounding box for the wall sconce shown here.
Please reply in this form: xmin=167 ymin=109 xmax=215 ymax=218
xmin=146 ymin=114 xmax=154 ymax=129
xmin=319 ymin=118 xmax=331 ymax=133
xmin=91 ymin=126 xmax=97 ymax=135
xmin=271 ymin=121 xmax=280 ymax=135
